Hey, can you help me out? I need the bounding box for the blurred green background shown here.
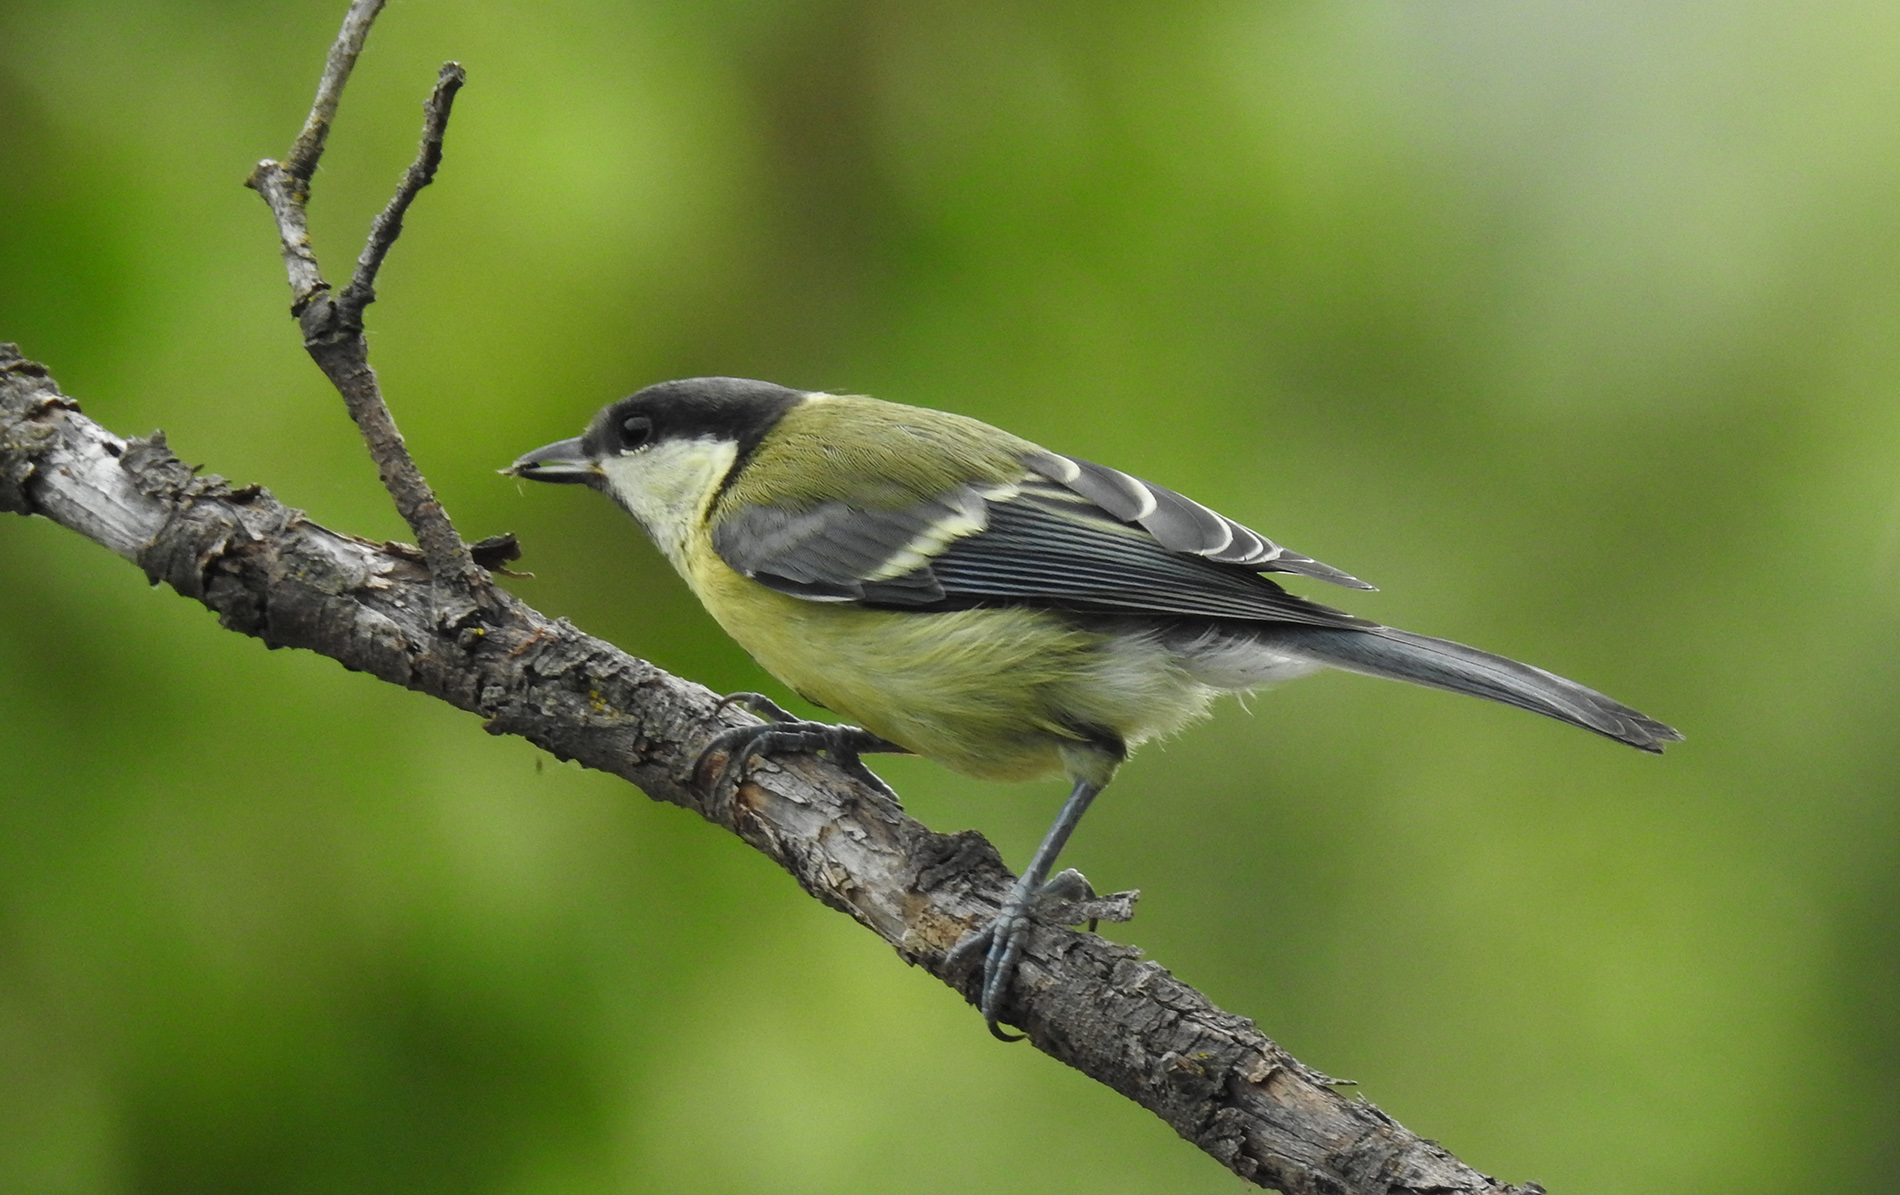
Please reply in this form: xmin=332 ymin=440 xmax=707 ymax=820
xmin=3 ymin=2 xmax=1897 ymax=1192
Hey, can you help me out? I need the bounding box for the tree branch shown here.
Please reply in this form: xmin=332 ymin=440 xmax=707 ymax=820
xmin=0 ymin=5 xmax=1550 ymax=1190
xmin=0 ymin=349 xmax=1543 ymax=1195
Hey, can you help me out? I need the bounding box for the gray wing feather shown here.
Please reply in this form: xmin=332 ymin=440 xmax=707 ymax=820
xmin=714 ymin=471 xmax=1372 ymax=628
xmin=922 ymin=489 xmax=1371 ymax=626
xmin=1024 ymin=450 xmax=1373 ymax=588
xmin=714 ymin=498 xmax=957 ymax=602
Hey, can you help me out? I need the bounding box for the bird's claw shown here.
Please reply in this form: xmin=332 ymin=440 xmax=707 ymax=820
xmin=1038 ymin=867 xmax=1100 ymax=933
xmin=711 ymin=691 xmax=800 ymax=724
xmin=947 ymin=867 xmax=1133 ymax=1041
xmin=694 ymin=695 xmax=908 ymax=801
xmin=1034 ymin=867 xmax=1141 ymax=934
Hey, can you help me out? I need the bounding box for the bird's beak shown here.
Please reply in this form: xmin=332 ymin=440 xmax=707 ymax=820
xmin=503 ymin=436 xmax=598 ymax=484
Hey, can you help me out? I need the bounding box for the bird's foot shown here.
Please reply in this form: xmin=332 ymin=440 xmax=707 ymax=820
xmin=945 ymin=868 xmax=1138 ymax=1041
xmin=695 ymin=693 xmax=909 ymax=801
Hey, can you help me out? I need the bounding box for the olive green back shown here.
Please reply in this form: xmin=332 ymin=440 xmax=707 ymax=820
xmin=715 ymin=395 xmax=1039 ymax=514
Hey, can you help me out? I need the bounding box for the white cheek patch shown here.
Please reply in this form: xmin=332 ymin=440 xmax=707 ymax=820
xmin=596 ymin=438 xmax=738 ymax=568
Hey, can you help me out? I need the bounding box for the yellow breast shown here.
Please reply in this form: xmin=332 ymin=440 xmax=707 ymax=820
xmin=678 ymin=529 xmax=1219 ymax=783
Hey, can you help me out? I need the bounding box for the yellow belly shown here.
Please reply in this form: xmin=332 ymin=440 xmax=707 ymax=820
xmin=681 ymin=548 xmax=1217 ymax=782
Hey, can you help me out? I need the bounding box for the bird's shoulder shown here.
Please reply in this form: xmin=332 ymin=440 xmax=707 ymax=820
xmin=716 ymin=394 xmax=1037 ymax=515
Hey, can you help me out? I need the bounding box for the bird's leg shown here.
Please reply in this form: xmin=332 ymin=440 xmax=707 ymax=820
xmin=695 ymin=693 xmax=911 ymax=800
xmin=947 ymin=777 xmax=1105 ymax=1041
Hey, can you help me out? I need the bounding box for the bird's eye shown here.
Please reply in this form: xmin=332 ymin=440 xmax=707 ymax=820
xmin=619 ymin=415 xmax=654 ymax=451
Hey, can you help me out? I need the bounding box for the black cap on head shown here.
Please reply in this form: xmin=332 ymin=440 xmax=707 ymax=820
xmin=581 ymin=377 xmax=805 ymax=461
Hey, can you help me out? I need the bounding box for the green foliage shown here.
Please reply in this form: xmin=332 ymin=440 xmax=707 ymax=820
xmin=3 ymin=2 xmax=1897 ymax=1191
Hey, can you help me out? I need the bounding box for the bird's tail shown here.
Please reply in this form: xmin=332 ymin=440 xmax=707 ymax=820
xmin=1266 ymin=625 xmax=1682 ymax=752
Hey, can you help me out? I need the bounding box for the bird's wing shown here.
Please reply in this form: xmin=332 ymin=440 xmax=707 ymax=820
xmin=1020 ymin=450 xmax=1373 ymax=589
xmin=711 ymin=452 xmax=1375 ymax=628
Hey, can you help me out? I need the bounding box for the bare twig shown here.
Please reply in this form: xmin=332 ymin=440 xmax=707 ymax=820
xmin=244 ymin=160 xmax=328 ymax=314
xmin=246 ymin=0 xmax=389 ymax=307
xmin=286 ymin=0 xmax=387 ymax=189
xmin=0 ymin=347 xmax=1547 ymax=1195
xmin=340 ymin=62 xmax=466 ymax=313
xmin=245 ymin=2 xmax=482 ymax=601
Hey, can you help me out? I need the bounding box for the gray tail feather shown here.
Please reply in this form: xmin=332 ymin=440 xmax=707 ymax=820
xmin=1267 ymin=625 xmax=1683 ymax=753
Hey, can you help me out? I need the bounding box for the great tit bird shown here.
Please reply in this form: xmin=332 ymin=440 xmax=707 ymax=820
xmin=507 ymin=376 xmax=1680 ymax=1039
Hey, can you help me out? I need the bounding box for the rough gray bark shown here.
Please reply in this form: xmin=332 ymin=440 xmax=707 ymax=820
xmin=0 ymin=3 xmax=1552 ymax=1190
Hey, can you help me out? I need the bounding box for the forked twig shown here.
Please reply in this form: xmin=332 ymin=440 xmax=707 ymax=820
xmin=245 ymin=0 xmax=482 ymax=603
